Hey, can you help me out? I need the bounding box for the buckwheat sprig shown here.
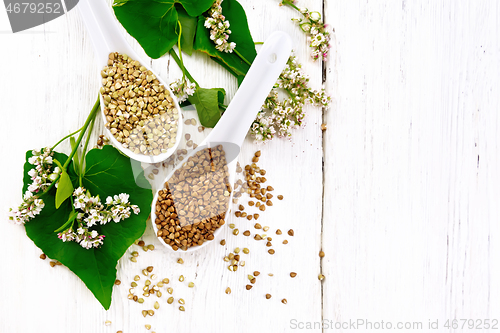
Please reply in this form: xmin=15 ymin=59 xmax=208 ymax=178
xmin=169 ymin=77 xmax=196 ymax=103
xmin=26 ymin=148 xmax=58 ymax=193
xmin=170 ymin=19 xmax=198 ymax=104
xmin=8 ymin=147 xmax=59 ymax=224
xmin=251 ymin=54 xmax=331 ymax=143
xmin=280 ymin=0 xmax=331 ymax=61
xmin=204 ymin=0 xmax=236 ymax=53
xmin=58 ymin=187 xmax=140 ymax=249
xmin=8 ymin=191 xmax=46 ymax=225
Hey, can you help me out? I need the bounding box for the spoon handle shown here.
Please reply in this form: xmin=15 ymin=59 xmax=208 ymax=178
xmin=205 ymin=31 xmax=292 ymax=147
xmin=78 ymin=0 xmax=135 ymax=65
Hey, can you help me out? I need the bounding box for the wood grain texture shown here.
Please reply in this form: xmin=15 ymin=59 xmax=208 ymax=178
xmin=1 ymin=0 xmax=498 ymax=332
xmin=323 ymin=1 xmax=500 ymax=332
xmin=0 ymin=0 xmax=323 ymax=332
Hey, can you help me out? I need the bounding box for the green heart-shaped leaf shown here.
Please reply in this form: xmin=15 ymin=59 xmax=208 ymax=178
xmin=188 ymin=87 xmax=226 ymax=127
xmin=23 ymin=145 xmax=152 ymax=310
xmin=113 ymin=0 xmax=214 ymax=59
xmin=193 ymin=0 xmax=257 ymax=77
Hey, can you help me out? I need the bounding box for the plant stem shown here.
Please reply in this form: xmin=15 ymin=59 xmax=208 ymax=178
xmin=54 ymin=196 xmax=76 ymax=233
xmin=254 ymin=42 xmax=264 ymax=45
xmin=68 ymin=196 xmax=76 ymax=231
xmin=63 ymin=97 xmax=99 ymax=170
xmin=267 ymin=97 xmax=278 ymax=107
xmin=70 ymin=136 xmax=80 ymax=176
xmin=169 ymin=49 xmax=199 ymax=87
xmin=281 ymin=0 xmax=300 ymax=12
xmin=79 ymin=114 xmax=96 ymax=187
xmin=234 ymin=49 xmax=252 ymax=66
xmin=39 ymin=96 xmax=100 ymax=197
xmin=284 ymin=88 xmax=298 ymax=103
xmin=219 ymin=104 xmax=227 ymax=110
xmin=51 ymin=127 xmax=83 ymax=150
xmin=177 ymin=21 xmax=186 ymax=81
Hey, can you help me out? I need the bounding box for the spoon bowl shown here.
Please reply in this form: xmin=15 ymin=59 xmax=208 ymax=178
xmin=150 ymin=144 xmax=238 ymax=253
xmin=150 ymin=31 xmax=292 ymax=252
xmin=78 ymin=0 xmax=182 ymax=163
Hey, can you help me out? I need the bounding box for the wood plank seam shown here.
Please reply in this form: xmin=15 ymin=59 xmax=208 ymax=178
xmin=321 ymin=0 xmax=327 ymax=331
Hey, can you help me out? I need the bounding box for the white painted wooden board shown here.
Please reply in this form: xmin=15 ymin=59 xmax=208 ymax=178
xmin=0 ymin=0 xmax=323 ymax=332
xmin=323 ymin=1 xmax=500 ymax=332
xmin=0 ymin=0 xmax=498 ymax=332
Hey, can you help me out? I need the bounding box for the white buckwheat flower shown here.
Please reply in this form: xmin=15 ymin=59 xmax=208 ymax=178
xmin=9 ymin=147 xmax=59 ymax=224
xmin=285 ymin=1 xmax=331 ymax=61
xmin=169 ymin=77 xmax=197 ymax=103
xmin=56 ymin=187 xmax=140 ymax=250
xmin=204 ymin=0 xmax=236 ymax=53
xmin=251 ymin=54 xmax=331 ymax=144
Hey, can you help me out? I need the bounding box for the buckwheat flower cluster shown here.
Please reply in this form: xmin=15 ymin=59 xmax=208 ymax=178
xmin=204 ymin=0 xmax=236 ymax=53
xmin=251 ymin=55 xmax=331 ymax=143
xmin=169 ymin=77 xmax=196 ymax=103
xmin=8 ymin=191 xmax=45 ymax=225
xmin=282 ymin=1 xmax=331 ymax=61
xmin=8 ymin=148 xmax=59 ymax=224
xmin=58 ymin=187 xmax=140 ymax=249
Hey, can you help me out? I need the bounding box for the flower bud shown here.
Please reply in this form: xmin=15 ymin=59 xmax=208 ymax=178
xmin=300 ymin=23 xmax=311 ymax=32
xmin=309 ymin=11 xmax=321 ymax=22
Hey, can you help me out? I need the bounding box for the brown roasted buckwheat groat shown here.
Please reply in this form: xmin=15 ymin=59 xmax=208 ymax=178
xmin=155 ymin=145 xmax=231 ymax=250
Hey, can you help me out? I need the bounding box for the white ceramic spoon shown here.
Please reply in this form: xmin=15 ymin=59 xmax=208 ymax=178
xmin=78 ymin=0 xmax=183 ymax=163
xmin=151 ymin=31 xmax=292 ymax=252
